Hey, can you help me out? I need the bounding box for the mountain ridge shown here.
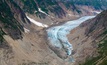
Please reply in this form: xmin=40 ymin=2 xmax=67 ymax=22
xmin=68 ymin=10 xmax=107 ymax=65
xmin=0 ymin=0 xmax=107 ymax=65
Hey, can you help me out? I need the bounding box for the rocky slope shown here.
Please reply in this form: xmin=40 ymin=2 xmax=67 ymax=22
xmin=0 ymin=0 xmax=104 ymax=27
xmin=14 ymin=0 xmax=103 ymax=25
xmin=71 ymin=0 xmax=107 ymax=10
xmin=68 ymin=10 xmax=107 ymax=65
xmin=0 ymin=0 xmax=107 ymax=65
xmin=0 ymin=0 xmax=30 ymax=40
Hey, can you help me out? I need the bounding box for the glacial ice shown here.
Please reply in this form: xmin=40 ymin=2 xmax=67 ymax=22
xmin=47 ymin=16 xmax=95 ymax=56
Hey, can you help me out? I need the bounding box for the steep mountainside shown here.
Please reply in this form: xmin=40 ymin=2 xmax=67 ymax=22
xmin=0 ymin=0 xmax=105 ymax=26
xmin=0 ymin=0 xmax=105 ymax=45
xmin=14 ymin=0 xmax=103 ymax=25
xmin=72 ymin=0 xmax=107 ymax=10
xmin=68 ymin=10 xmax=107 ymax=65
xmin=0 ymin=0 xmax=31 ymax=40
xmin=0 ymin=0 xmax=107 ymax=65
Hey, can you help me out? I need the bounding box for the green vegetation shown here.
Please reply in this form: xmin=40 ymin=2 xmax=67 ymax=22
xmin=99 ymin=59 xmax=107 ymax=65
xmin=22 ymin=0 xmax=38 ymax=14
xmin=82 ymin=34 xmax=107 ymax=65
xmin=21 ymin=0 xmax=74 ymax=18
xmin=21 ymin=0 xmax=107 ymax=18
xmin=71 ymin=0 xmax=107 ymax=10
xmin=102 ymin=30 xmax=107 ymax=35
xmin=0 ymin=0 xmax=22 ymax=29
xmin=0 ymin=0 xmax=24 ymax=40
xmin=0 ymin=28 xmax=6 ymax=43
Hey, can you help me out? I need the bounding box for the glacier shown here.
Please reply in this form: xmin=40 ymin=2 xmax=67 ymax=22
xmin=47 ymin=16 xmax=95 ymax=56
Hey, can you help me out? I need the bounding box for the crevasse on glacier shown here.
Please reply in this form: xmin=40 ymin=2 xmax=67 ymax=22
xmin=47 ymin=16 xmax=95 ymax=57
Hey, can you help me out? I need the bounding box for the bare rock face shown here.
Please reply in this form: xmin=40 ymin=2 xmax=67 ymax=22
xmin=14 ymin=0 xmax=101 ymax=26
xmin=85 ymin=10 xmax=107 ymax=38
xmin=0 ymin=0 xmax=31 ymax=40
xmin=0 ymin=0 xmax=107 ymax=65
xmin=68 ymin=10 xmax=107 ymax=65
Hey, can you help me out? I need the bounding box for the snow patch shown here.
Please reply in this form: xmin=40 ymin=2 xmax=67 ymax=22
xmin=38 ymin=8 xmax=48 ymax=15
xmin=91 ymin=11 xmax=101 ymax=14
xmin=24 ymin=28 xmax=30 ymax=33
xmin=38 ymin=8 xmax=54 ymax=18
xmin=26 ymin=16 xmax=48 ymax=27
xmin=68 ymin=14 xmax=79 ymax=17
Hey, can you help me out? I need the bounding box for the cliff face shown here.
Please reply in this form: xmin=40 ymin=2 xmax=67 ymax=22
xmin=0 ymin=0 xmax=104 ymax=47
xmin=68 ymin=10 xmax=107 ymax=65
xmin=14 ymin=0 xmax=102 ymax=25
xmin=0 ymin=0 xmax=103 ymax=27
xmin=0 ymin=0 xmax=31 ymax=40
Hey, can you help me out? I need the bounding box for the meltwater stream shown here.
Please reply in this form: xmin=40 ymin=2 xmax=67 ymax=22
xmin=47 ymin=16 xmax=95 ymax=57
